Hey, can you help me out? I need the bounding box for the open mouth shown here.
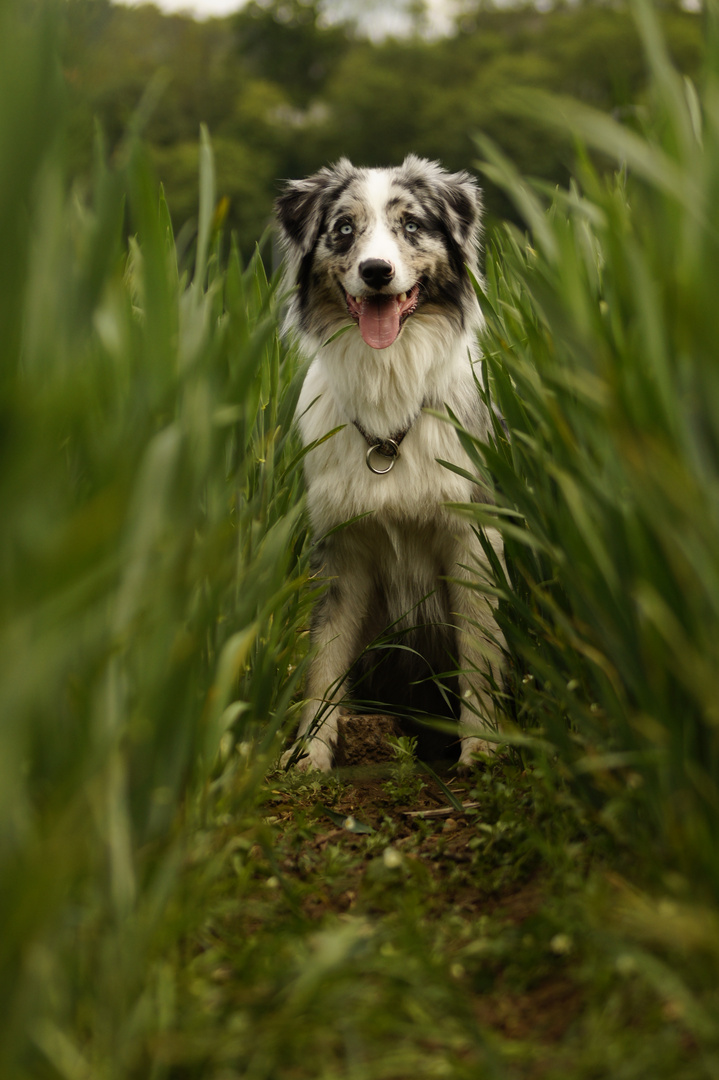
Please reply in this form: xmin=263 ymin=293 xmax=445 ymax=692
xmin=345 ymin=284 xmax=421 ymax=350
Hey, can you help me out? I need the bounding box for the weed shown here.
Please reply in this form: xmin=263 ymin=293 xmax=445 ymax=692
xmin=383 ymin=734 xmax=427 ymax=805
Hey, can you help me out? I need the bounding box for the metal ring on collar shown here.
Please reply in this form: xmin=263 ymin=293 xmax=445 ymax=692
xmin=366 ymin=440 xmax=399 ymax=474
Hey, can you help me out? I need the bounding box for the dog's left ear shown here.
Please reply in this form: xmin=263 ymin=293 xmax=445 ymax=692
xmin=439 ymin=170 xmax=483 ymax=250
xmin=399 ymin=156 xmax=482 ymax=251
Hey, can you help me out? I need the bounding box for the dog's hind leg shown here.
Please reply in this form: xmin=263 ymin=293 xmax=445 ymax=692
xmin=281 ymin=563 xmax=372 ymax=772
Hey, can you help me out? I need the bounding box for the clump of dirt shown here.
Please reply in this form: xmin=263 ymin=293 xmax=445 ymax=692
xmin=333 ymin=713 xmax=404 ymax=766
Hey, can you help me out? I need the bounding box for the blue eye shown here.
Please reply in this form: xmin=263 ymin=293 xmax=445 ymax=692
xmin=339 ymin=222 xmax=353 ymax=235
xmin=405 ymin=220 xmax=419 ymax=234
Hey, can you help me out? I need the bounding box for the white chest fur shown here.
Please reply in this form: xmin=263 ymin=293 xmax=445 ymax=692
xmin=297 ymin=324 xmax=485 ymax=535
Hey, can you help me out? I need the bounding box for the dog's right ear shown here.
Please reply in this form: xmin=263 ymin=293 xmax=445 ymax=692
xmin=275 ymin=170 xmax=333 ymax=256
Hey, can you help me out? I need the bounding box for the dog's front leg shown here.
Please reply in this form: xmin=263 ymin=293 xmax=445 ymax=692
xmin=281 ymin=562 xmax=371 ymax=773
xmin=449 ymin=528 xmax=506 ymax=770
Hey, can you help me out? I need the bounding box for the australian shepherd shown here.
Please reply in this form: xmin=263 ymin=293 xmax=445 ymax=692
xmin=275 ymin=154 xmax=504 ymax=772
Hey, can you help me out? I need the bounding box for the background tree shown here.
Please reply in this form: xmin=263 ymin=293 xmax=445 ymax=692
xmin=60 ymin=0 xmax=704 ymax=256
xmin=232 ymin=0 xmax=352 ymax=106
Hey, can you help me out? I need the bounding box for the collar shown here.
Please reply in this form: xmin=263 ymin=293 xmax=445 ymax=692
xmin=351 ymin=404 xmax=425 ymax=474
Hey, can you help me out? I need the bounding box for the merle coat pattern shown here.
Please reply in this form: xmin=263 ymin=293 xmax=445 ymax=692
xmin=276 ymin=155 xmax=504 ymax=772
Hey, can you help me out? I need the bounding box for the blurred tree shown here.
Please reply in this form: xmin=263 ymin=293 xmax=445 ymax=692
xmin=232 ymin=0 xmax=352 ymax=106
xmin=315 ymin=1 xmax=702 ymax=225
xmin=151 ymin=136 xmax=278 ymax=244
xmin=59 ymin=0 xmax=704 ymax=253
xmin=64 ymin=3 xmax=237 ymax=149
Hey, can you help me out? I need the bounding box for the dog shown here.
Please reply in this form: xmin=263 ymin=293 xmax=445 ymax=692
xmin=275 ymin=154 xmax=505 ymax=772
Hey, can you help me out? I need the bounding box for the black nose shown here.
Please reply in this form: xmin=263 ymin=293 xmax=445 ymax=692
xmin=359 ymin=258 xmax=395 ymax=290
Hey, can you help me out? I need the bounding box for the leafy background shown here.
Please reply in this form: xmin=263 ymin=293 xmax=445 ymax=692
xmin=60 ymin=0 xmax=704 ymax=253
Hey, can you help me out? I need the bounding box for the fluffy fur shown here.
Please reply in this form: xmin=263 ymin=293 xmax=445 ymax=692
xmin=276 ymin=154 xmax=504 ymax=772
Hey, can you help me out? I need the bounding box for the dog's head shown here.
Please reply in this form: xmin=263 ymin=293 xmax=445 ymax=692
xmin=275 ymin=155 xmax=482 ymax=350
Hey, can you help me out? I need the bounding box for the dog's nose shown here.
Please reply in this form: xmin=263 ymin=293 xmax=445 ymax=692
xmin=359 ymin=259 xmax=395 ymax=290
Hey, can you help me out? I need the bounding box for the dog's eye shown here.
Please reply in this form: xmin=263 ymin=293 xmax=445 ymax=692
xmin=404 ymin=220 xmax=420 ymax=234
xmin=338 ymin=222 xmax=354 ymax=236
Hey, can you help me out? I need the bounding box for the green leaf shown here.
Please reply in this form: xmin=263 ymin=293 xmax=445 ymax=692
xmin=416 ymin=762 xmax=464 ymax=812
xmin=323 ymin=323 xmax=355 ymax=346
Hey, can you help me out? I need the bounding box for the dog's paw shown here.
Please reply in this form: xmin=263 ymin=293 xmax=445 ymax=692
xmin=457 ymin=736 xmax=495 ymax=775
xmin=280 ymin=740 xmax=333 ymax=774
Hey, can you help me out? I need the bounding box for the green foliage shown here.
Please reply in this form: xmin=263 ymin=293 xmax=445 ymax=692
xmin=461 ymin=0 xmax=719 ymax=897
xmin=233 ymin=0 xmax=352 ymax=106
xmin=153 ymin=759 xmax=719 ymax=1079
xmin=0 ymin=4 xmax=311 ymax=1075
xmin=4 ymin=2 xmax=719 ymax=1076
xmin=58 ymin=0 xmax=704 ymax=255
xmin=384 ymin=734 xmax=426 ymax=804
xmin=149 ymin=135 xmax=279 ymax=256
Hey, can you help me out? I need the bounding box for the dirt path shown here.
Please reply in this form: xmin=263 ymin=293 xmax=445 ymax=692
xmin=165 ymin=715 xmax=706 ymax=1079
xmin=263 ymin=716 xmax=587 ymax=1061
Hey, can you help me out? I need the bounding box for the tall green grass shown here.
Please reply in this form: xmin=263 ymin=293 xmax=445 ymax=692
xmin=0 ymin=2 xmax=311 ymax=1074
xmin=5 ymin=0 xmax=719 ymax=1072
xmin=462 ymin=0 xmax=719 ymax=895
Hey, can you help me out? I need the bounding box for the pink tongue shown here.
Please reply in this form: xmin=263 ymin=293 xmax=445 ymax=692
xmin=359 ymin=295 xmax=400 ymax=350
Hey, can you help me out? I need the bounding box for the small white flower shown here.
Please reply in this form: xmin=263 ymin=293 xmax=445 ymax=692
xmin=549 ymin=933 xmax=573 ymax=955
xmin=383 ymin=847 xmax=402 ymax=869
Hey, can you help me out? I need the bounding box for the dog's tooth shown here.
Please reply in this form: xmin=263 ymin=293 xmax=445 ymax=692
xmin=398 ymin=292 xmax=407 ymax=302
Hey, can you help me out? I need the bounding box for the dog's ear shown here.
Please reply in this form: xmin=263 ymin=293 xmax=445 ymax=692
xmin=275 ymin=174 xmax=326 ymax=255
xmin=399 ymin=155 xmax=482 ymax=252
xmin=275 ymin=165 xmax=339 ymax=256
xmin=439 ymin=170 xmax=483 ymax=250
